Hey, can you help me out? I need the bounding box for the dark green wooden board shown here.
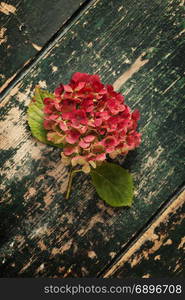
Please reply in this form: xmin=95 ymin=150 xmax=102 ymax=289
xmin=0 ymin=0 xmax=185 ymax=277
xmin=104 ymin=190 xmax=185 ymax=278
xmin=0 ymin=0 xmax=86 ymax=91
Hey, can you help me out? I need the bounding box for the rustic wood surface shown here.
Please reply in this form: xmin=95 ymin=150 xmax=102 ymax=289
xmin=104 ymin=189 xmax=185 ymax=278
xmin=0 ymin=0 xmax=86 ymax=91
xmin=0 ymin=0 xmax=185 ymax=277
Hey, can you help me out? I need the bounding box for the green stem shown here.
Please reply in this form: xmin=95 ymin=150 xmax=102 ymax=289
xmin=66 ymin=168 xmax=82 ymax=199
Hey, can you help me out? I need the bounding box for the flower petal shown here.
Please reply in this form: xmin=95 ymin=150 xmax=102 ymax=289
xmin=63 ymin=145 xmax=77 ymax=156
xmin=79 ymin=139 xmax=90 ymax=149
xmin=83 ymin=135 xmax=96 ymax=143
xmin=63 ymin=84 xmax=73 ymax=93
xmin=65 ymin=129 xmax=81 ymax=144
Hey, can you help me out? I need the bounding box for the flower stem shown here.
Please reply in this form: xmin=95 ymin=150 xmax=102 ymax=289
xmin=66 ymin=168 xmax=82 ymax=199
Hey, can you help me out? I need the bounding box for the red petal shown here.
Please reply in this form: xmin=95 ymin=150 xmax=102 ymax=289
xmin=132 ymin=109 xmax=140 ymax=121
xmin=43 ymin=120 xmax=54 ymax=130
xmin=89 ymin=74 xmax=101 ymax=83
xmin=71 ymin=72 xmax=90 ymax=83
xmin=96 ymin=153 xmax=106 ymax=161
xmin=75 ymin=82 xmax=86 ymax=91
xmin=54 ymin=85 xmax=64 ymax=96
xmin=43 ymin=97 xmax=53 ymax=104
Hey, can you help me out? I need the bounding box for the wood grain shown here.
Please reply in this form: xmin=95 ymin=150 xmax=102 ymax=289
xmin=104 ymin=189 xmax=185 ymax=278
xmin=0 ymin=0 xmax=185 ymax=277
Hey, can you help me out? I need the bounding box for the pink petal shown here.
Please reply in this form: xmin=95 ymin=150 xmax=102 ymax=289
xmin=102 ymin=136 xmax=117 ymax=148
xmin=63 ymin=84 xmax=73 ymax=93
xmin=79 ymin=139 xmax=90 ymax=149
xmin=59 ymin=121 xmax=68 ymax=131
xmin=95 ymin=153 xmax=106 ymax=161
xmin=48 ymin=114 xmax=59 ymax=120
xmin=83 ymin=135 xmax=96 ymax=143
xmin=65 ymin=129 xmax=81 ymax=144
xmin=94 ymin=118 xmax=102 ymax=126
xmin=77 ymin=126 xmax=88 ymax=134
xmin=63 ymin=145 xmax=77 ymax=156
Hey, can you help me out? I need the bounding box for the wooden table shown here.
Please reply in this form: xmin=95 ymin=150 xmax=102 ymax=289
xmin=0 ymin=0 xmax=185 ymax=277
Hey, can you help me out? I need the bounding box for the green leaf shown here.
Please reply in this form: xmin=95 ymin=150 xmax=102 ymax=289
xmin=27 ymin=86 xmax=63 ymax=148
xmin=91 ymin=162 xmax=134 ymax=207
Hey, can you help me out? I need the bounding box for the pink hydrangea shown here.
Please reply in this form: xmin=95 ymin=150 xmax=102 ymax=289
xmin=43 ymin=72 xmax=141 ymax=173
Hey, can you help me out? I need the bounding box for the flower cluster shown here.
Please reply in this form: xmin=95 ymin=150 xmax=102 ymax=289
xmin=43 ymin=72 xmax=141 ymax=173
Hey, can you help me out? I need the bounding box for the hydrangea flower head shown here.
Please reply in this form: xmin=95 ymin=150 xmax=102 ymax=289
xmin=43 ymin=72 xmax=141 ymax=173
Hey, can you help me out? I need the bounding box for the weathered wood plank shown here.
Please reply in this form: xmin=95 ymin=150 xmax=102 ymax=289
xmin=0 ymin=0 xmax=185 ymax=277
xmin=104 ymin=189 xmax=185 ymax=278
xmin=0 ymin=0 xmax=87 ymax=91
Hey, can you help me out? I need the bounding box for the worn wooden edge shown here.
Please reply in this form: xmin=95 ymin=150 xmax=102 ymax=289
xmin=0 ymin=0 xmax=98 ymax=99
xmin=101 ymin=186 xmax=185 ymax=277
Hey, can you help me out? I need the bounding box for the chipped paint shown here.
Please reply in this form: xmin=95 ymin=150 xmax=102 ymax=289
xmin=77 ymin=214 xmax=104 ymax=237
xmin=178 ymin=237 xmax=185 ymax=250
xmin=32 ymin=43 xmax=42 ymax=51
xmin=36 ymin=263 xmax=45 ymax=272
xmin=62 ymin=212 xmax=74 ymax=224
xmin=162 ymin=77 xmax=180 ymax=94
xmin=144 ymin=146 xmax=164 ymax=169
xmin=0 ymin=74 xmax=5 ymax=79
xmin=38 ymin=80 xmax=47 ymax=88
xmin=179 ymin=0 xmax=185 ymax=6
xmin=43 ymin=190 xmax=54 ymax=207
xmin=104 ymin=190 xmax=185 ymax=277
xmin=0 ymin=107 xmax=24 ymax=150
xmin=118 ymin=6 xmax=123 ymax=12
xmin=15 ymin=235 xmax=25 ymax=247
xmin=52 ymin=65 xmax=58 ymax=72
xmin=0 ymin=2 xmax=16 ymax=15
xmin=31 ymin=225 xmax=50 ymax=238
xmin=142 ymin=273 xmax=150 ymax=278
xmin=51 ymin=239 xmax=74 ymax=256
xmin=0 ymin=73 xmax=19 ymax=93
xmin=173 ymin=263 xmax=181 ymax=272
xmin=38 ymin=240 xmax=47 ymax=251
xmin=19 ymin=259 xmax=33 ymax=274
xmin=109 ymin=252 xmax=116 ymax=259
xmin=113 ymin=51 xmax=149 ymax=90
xmin=87 ymin=41 xmax=93 ymax=47
xmin=88 ymin=250 xmax=97 ymax=259
xmin=173 ymin=28 xmax=185 ymax=39
xmin=24 ymin=187 xmax=37 ymax=199
xmin=163 ymin=239 xmax=172 ymax=246
xmin=0 ymin=27 xmax=7 ymax=45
